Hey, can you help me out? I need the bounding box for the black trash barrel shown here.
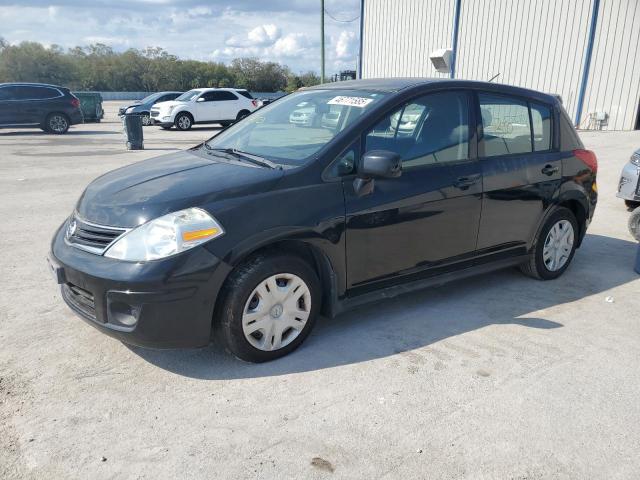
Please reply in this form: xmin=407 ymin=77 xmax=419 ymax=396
xmin=635 ymin=245 xmax=640 ymax=274
xmin=123 ymin=114 xmax=144 ymax=150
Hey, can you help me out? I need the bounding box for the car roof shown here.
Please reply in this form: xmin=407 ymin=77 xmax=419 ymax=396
xmin=0 ymin=82 xmax=67 ymax=89
xmin=306 ymin=77 xmax=557 ymax=103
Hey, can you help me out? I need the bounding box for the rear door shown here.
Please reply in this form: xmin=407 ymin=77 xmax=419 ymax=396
xmin=20 ymin=86 xmax=62 ymax=124
xmin=476 ymin=92 xmax=561 ymax=252
xmin=344 ymin=90 xmax=482 ymax=288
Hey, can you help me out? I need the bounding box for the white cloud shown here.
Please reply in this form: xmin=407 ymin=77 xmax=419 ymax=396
xmin=1 ymin=2 xmax=360 ymax=74
xmin=335 ymin=30 xmax=357 ymax=59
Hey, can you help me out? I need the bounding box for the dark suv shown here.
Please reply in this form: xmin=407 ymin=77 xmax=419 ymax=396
xmin=0 ymin=82 xmax=83 ymax=134
xmin=48 ymin=78 xmax=597 ymax=362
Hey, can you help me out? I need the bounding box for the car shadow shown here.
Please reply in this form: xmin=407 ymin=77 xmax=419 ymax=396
xmin=0 ymin=130 xmax=119 ymax=136
xmin=129 ymin=234 xmax=639 ymax=379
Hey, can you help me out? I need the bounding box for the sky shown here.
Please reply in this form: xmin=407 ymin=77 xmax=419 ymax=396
xmin=0 ymin=0 xmax=361 ymax=74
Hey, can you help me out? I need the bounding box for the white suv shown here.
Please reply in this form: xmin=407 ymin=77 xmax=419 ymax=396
xmin=150 ymin=88 xmax=259 ymax=130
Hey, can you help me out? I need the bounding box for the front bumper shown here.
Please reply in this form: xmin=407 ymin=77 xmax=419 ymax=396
xmin=50 ymin=222 xmax=232 ymax=348
xmin=617 ymin=162 xmax=640 ymax=201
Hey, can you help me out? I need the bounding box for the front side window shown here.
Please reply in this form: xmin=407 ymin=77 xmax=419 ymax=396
xmin=365 ymin=91 xmax=470 ymax=168
xmin=205 ymin=89 xmax=387 ymax=165
xmin=479 ymin=93 xmax=532 ymax=156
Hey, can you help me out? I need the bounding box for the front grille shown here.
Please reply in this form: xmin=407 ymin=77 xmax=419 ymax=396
xmin=62 ymin=283 xmax=98 ymax=321
xmin=66 ymin=215 xmax=127 ymax=255
xmin=150 ymin=110 xmax=160 ymax=117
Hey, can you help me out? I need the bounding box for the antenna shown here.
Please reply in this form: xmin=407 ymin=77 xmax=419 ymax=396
xmin=488 ymin=73 xmax=500 ymax=83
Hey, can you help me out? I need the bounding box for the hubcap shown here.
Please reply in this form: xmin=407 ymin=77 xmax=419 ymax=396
xmin=242 ymin=273 xmax=311 ymax=352
xmin=543 ymin=220 xmax=574 ymax=271
xmin=50 ymin=115 xmax=67 ymax=133
xmin=142 ymin=115 xmax=151 ymax=126
xmin=178 ymin=116 xmax=190 ymax=129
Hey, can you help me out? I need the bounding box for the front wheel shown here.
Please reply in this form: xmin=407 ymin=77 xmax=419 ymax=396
xmin=141 ymin=113 xmax=152 ymax=126
xmin=629 ymin=207 xmax=640 ymax=241
xmin=174 ymin=112 xmax=193 ymax=131
xmin=520 ymin=207 xmax=579 ymax=280
xmin=216 ymin=253 xmax=321 ymax=362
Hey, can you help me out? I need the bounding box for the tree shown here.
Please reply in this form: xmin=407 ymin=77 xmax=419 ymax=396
xmin=0 ymin=41 xmax=307 ymax=92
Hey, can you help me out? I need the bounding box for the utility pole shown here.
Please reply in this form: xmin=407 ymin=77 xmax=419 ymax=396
xmin=321 ymin=0 xmax=325 ymax=83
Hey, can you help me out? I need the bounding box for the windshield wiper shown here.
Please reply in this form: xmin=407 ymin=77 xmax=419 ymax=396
xmin=204 ymin=146 xmax=280 ymax=170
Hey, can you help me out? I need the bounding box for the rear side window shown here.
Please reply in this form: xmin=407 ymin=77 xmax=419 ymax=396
xmin=16 ymin=86 xmax=60 ymax=100
xmin=202 ymin=91 xmax=238 ymax=102
xmin=479 ymin=93 xmax=532 ymax=156
xmin=365 ymin=91 xmax=470 ymax=168
xmin=531 ymin=102 xmax=552 ymax=151
xmin=237 ymin=90 xmax=253 ymax=99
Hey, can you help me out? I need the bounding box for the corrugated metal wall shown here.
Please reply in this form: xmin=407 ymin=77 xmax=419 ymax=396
xmin=581 ymin=0 xmax=640 ymax=130
xmin=361 ymin=0 xmax=640 ymax=130
xmin=361 ymin=0 xmax=454 ymax=78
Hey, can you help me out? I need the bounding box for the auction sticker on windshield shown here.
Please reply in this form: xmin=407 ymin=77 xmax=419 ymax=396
xmin=328 ymin=96 xmax=374 ymax=108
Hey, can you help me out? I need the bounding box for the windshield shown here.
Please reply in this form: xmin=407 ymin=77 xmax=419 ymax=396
xmin=140 ymin=93 xmax=161 ymax=103
xmin=205 ymin=89 xmax=387 ymax=165
xmin=175 ymin=89 xmax=201 ymax=102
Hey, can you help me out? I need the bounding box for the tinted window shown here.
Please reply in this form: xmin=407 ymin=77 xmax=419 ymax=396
xmin=15 ymin=86 xmax=60 ymax=100
xmin=531 ymin=102 xmax=552 ymax=151
xmin=237 ymin=90 xmax=253 ymax=99
xmin=479 ymin=93 xmax=532 ymax=156
xmin=201 ymin=91 xmax=238 ymax=102
xmin=0 ymin=87 xmax=13 ymax=100
xmin=365 ymin=91 xmax=470 ymax=168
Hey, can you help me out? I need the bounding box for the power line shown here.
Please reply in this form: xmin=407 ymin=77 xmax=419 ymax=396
xmin=324 ymin=8 xmax=360 ymax=23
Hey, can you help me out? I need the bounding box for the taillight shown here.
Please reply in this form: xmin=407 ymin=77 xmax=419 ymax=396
xmin=573 ymin=149 xmax=598 ymax=173
xmin=251 ymin=99 xmax=258 ymax=107
xmin=71 ymin=98 xmax=80 ymax=108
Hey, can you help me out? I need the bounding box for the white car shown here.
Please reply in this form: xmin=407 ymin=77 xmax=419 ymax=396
xmin=150 ymin=88 xmax=259 ymax=130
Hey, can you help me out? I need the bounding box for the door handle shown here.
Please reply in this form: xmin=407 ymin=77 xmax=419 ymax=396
xmin=541 ymin=164 xmax=559 ymax=176
xmin=454 ymin=174 xmax=481 ymax=189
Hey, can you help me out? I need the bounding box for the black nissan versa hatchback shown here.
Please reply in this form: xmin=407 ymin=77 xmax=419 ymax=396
xmin=49 ymin=78 xmax=597 ymax=362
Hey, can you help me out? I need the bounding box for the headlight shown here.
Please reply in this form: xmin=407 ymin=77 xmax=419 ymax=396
xmin=631 ymin=153 xmax=640 ymax=167
xmin=104 ymin=208 xmax=224 ymax=261
xmin=125 ymin=107 xmax=135 ymax=114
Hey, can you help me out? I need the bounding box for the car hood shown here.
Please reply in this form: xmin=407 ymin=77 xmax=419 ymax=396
xmin=153 ymin=100 xmax=186 ymax=110
xmin=76 ymin=148 xmax=285 ymax=227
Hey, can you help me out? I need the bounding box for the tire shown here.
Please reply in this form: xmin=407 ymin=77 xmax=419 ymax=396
xmin=174 ymin=112 xmax=193 ymax=131
xmin=520 ymin=207 xmax=579 ymax=280
xmin=629 ymin=207 xmax=640 ymax=242
xmin=141 ymin=113 xmax=152 ymax=126
xmin=625 ymin=200 xmax=640 ymax=211
xmin=216 ymin=252 xmax=321 ymax=363
xmin=236 ymin=110 xmax=250 ymax=122
xmin=45 ymin=113 xmax=70 ymax=134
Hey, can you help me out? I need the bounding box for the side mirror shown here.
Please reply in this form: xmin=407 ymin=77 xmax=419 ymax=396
xmin=359 ymin=150 xmax=402 ymax=179
xmin=197 ymin=97 xmax=205 ymax=102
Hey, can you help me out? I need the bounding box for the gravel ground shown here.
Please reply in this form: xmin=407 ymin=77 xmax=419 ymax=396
xmin=1 ymin=101 xmax=639 ymax=479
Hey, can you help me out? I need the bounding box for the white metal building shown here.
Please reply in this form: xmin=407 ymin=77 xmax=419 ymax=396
xmin=358 ymin=0 xmax=640 ymax=130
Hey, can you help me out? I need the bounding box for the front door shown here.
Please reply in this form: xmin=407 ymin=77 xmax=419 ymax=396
xmin=344 ymin=90 xmax=482 ymax=289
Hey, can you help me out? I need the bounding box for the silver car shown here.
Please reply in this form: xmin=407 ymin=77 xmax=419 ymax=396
xmin=618 ymin=148 xmax=640 ymax=209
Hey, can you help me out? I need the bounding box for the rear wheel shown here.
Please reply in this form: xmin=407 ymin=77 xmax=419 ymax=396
xmin=520 ymin=207 xmax=578 ymax=280
xmin=216 ymin=253 xmax=321 ymax=363
xmin=175 ymin=112 xmax=193 ymax=131
xmin=45 ymin=113 xmax=70 ymax=134
xmin=236 ymin=110 xmax=250 ymax=122
xmin=625 ymin=200 xmax=640 ymax=211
